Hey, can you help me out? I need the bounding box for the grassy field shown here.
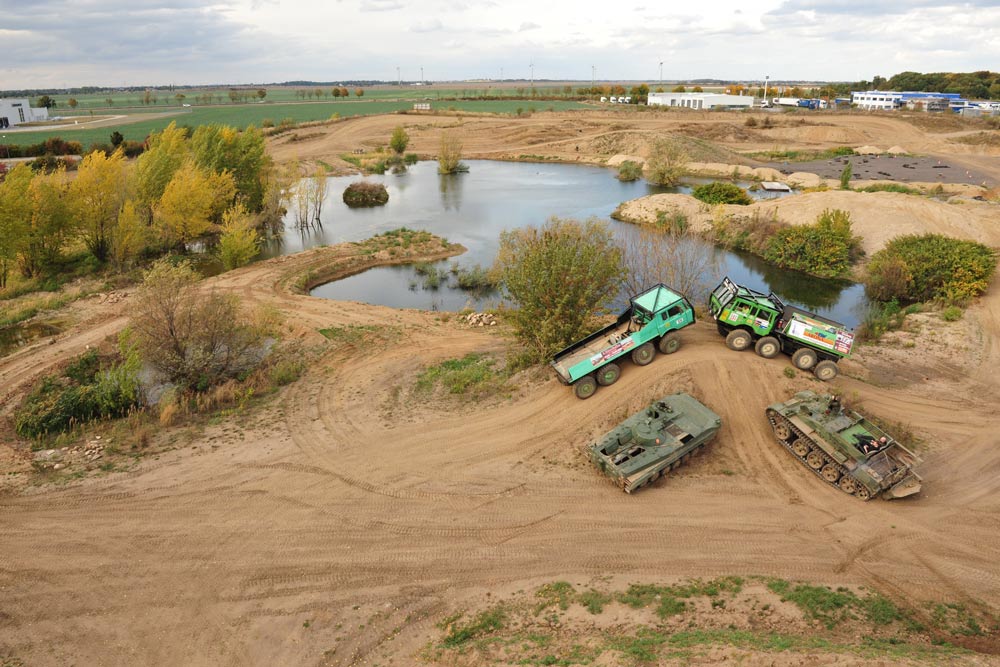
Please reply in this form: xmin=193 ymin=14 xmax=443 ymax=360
xmin=33 ymin=85 xmax=589 ymax=110
xmin=2 ymin=99 xmax=587 ymax=147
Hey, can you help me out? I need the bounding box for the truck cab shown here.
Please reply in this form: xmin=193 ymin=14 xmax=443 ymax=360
xmin=551 ymin=284 xmax=696 ymax=399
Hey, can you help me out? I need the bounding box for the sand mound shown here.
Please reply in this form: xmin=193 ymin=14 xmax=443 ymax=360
xmin=615 ymin=189 xmax=1000 ymax=256
xmin=886 ymin=145 xmax=909 ymax=155
xmin=605 ymin=154 xmax=645 ymax=167
xmin=855 ymin=145 xmax=883 ymax=155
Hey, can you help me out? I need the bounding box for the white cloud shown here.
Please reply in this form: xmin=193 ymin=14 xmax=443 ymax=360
xmin=2 ymin=0 xmax=999 ymax=88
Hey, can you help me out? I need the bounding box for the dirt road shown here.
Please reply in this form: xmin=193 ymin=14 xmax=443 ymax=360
xmin=2 ymin=239 xmax=1000 ymax=665
xmin=2 ymin=109 xmax=1000 ymax=665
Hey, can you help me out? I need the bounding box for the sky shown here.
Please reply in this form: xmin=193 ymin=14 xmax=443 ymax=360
xmin=2 ymin=0 xmax=999 ymax=89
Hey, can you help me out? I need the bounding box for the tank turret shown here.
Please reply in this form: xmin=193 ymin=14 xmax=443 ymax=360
xmin=766 ymin=391 xmax=922 ymax=500
xmin=590 ymin=393 xmax=722 ymax=493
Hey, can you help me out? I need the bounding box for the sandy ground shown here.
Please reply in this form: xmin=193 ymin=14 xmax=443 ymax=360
xmin=2 ymin=109 xmax=1000 ymax=666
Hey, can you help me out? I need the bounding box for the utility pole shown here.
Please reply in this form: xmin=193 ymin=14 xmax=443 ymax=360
xmin=420 ymin=67 xmax=424 ymax=85
xmin=591 ymin=65 xmax=595 ymax=88
xmin=659 ymin=61 xmax=663 ymax=88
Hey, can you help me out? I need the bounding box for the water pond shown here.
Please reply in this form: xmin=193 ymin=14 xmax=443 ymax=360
xmin=265 ymin=160 xmax=864 ymax=327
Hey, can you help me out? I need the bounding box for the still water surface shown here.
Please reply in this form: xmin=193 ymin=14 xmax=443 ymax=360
xmin=263 ymin=161 xmax=864 ymax=327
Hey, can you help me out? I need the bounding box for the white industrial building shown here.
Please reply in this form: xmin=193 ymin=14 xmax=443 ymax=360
xmin=0 ymin=98 xmax=49 ymax=128
xmin=647 ymin=92 xmax=754 ymax=110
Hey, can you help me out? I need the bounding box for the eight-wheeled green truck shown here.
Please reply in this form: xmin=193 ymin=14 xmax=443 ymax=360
xmin=708 ymin=277 xmax=855 ymax=380
xmin=551 ymin=284 xmax=695 ymax=399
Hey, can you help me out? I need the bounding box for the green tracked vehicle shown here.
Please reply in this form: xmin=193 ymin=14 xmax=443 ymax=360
xmin=589 ymin=393 xmax=722 ymax=493
xmin=766 ymin=391 xmax=922 ymax=500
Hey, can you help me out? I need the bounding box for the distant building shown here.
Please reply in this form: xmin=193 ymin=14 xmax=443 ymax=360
xmin=851 ymin=90 xmax=968 ymax=112
xmin=0 ymin=98 xmax=49 ymax=128
xmin=647 ymin=92 xmax=754 ymax=110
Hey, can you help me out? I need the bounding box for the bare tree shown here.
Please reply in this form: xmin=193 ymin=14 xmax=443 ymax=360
xmin=619 ymin=216 xmax=720 ymax=303
xmin=309 ymin=167 xmax=328 ymax=224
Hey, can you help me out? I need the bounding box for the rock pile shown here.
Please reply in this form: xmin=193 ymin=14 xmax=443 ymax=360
xmin=462 ymin=312 xmax=498 ymax=327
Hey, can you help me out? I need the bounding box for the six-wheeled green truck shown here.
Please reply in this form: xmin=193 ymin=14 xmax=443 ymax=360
xmin=708 ymin=277 xmax=855 ymax=380
xmin=551 ymin=284 xmax=695 ymax=399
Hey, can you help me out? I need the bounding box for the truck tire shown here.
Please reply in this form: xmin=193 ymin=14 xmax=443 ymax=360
xmin=725 ymin=329 xmax=752 ymax=351
xmin=755 ymin=336 xmax=780 ymax=359
xmin=658 ymin=332 xmax=681 ymax=355
xmin=631 ymin=342 xmax=655 ymax=366
xmin=813 ymin=360 xmax=839 ymax=381
xmin=791 ymin=347 xmax=817 ymax=370
xmin=596 ymin=363 xmax=621 ymax=386
xmin=574 ymin=376 xmax=598 ymax=399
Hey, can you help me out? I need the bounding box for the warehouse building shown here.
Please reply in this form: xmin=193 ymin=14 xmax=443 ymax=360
xmin=647 ymin=92 xmax=754 ymax=110
xmin=0 ymin=98 xmax=49 ymax=128
xmin=851 ymin=90 xmax=968 ymax=112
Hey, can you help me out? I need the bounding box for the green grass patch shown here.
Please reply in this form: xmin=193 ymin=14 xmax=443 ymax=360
xmin=441 ymin=607 xmax=507 ymax=647
xmin=414 ymin=353 xmax=510 ymax=398
xmin=858 ymin=183 xmax=924 ymax=195
xmin=746 ymin=146 xmax=856 ymax=162
xmin=535 ymin=581 xmax=575 ymax=613
xmin=578 ymin=589 xmax=613 ymax=615
xmin=5 ymin=99 xmax=587 ymax=147
xmin=317 ymin=324 xmax=399 ymax=347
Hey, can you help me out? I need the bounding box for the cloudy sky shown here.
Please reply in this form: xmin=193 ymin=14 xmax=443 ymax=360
xmin=2 ymin=0 xmax=999 ymax=89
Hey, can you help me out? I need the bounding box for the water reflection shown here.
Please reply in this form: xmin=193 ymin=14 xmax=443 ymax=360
xmin=439 ymin=173 xmax=465 ymax=211
xmin=0 ymin=320 xmax=64 ymax=357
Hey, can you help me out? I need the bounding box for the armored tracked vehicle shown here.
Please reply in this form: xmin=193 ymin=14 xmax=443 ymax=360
xmin=766 ymin=391 xmax=922 ymax=500
xmin=589 ymin=393 xmax=722 ymax=493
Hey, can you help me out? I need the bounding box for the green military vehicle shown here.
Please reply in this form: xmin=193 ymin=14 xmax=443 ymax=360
xmin=709 ymin=277 xmax=855 ymax=380
xmin=766 ymin=391 xmax=922 ymax=500
xmin=551 ymin=284 xmax=695 ymax=399
xmin=590 ymin=392 xmax=722 ymax=493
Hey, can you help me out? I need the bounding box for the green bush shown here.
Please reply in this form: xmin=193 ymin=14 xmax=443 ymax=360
xmin=342 ymin=181 xmax=389 ymax=207
xmin=15 ymin=340 xmax=141 ymax=439
xmin=692 ymin=182 xmax=752 ymax=205
xmin=859 ymin=183 xmax=922 ymax=195
xmin=762 ymin=209 xmax=861 ymax=279
xmin=865 ymin=234 xmax=996 ymax=304
xmin=617 ymin=160 xmax=643 ymax=182
xmin=839 ymin=162 xmax=853 ymax=189
xmin=404 ymin=153 xmax=419 ymax=165
xmin=940 ymin=305 xmax=963 ymax=321
xmin=494 ymin=217 xmax=625 ymax=362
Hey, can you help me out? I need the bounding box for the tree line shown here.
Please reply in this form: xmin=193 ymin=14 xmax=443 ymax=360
xmin=0 ymin=122 xmax=285 ymax=289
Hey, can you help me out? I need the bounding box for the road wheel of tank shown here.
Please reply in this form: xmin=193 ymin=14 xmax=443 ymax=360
xmin=855 ymin=485 xmax=872 ymax=501
xmin=773 ymin=421 xmax=792 ymax=441
xmin=813 ymin=360 xmax=839 ymax=381
xmin=792 ymin=348 xmax=817 ymax=370
xmin=574 ymin=376 xmax=598 ymax=400
xmin=838 ymin=476 xmax=858 ymax=495
xmin=806 ymin=450 xmax=825 ymax=470
xmin=725 ymin=329 xmax=752 ymax=351
xmin=791 ymin=439 xmax=810 ymax=458
xmin=658 ymin=332 xmax=681 ymax=355
xmin=755 ymin=336 xmax=781 ymax=359
xmin=821 ymin=464 xmax=841 ymax=483
xmin=596 ymin=363 xmax=621 ymax=386
xmin=631 ymin=342 xmax=655 ymax=366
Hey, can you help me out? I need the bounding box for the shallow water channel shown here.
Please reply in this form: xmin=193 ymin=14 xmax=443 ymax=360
xmin=265 ymin=160 xmax=865 ymax=327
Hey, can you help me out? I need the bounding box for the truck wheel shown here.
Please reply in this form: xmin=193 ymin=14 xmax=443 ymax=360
xmin=631 ymin=342 xmax=655 ymax=366
xmin=725 ymin=329 xmax=752 ymax=351
xmin=573 ymin=376 xmax=598 ymax=400
xmin=716 ymin=322 xmax=729 ymax=337
xmin=813 ymin=360 xmax=839 ymax=381
xmin=658 ymin=333 xmax=681 ymax=355
xmin=596 ymin=363 xmax=621 ymax=386
xmin=755 ymin=336 xmax=780 ymax=359
xmin=791 ymin=348 xmax=817 ymax=370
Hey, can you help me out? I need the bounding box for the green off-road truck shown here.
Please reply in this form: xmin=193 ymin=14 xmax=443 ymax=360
xmin=709 ymin=277 xmax=855 ymax=380
xmin=551 ymin=284 xmax=695 ymax=399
